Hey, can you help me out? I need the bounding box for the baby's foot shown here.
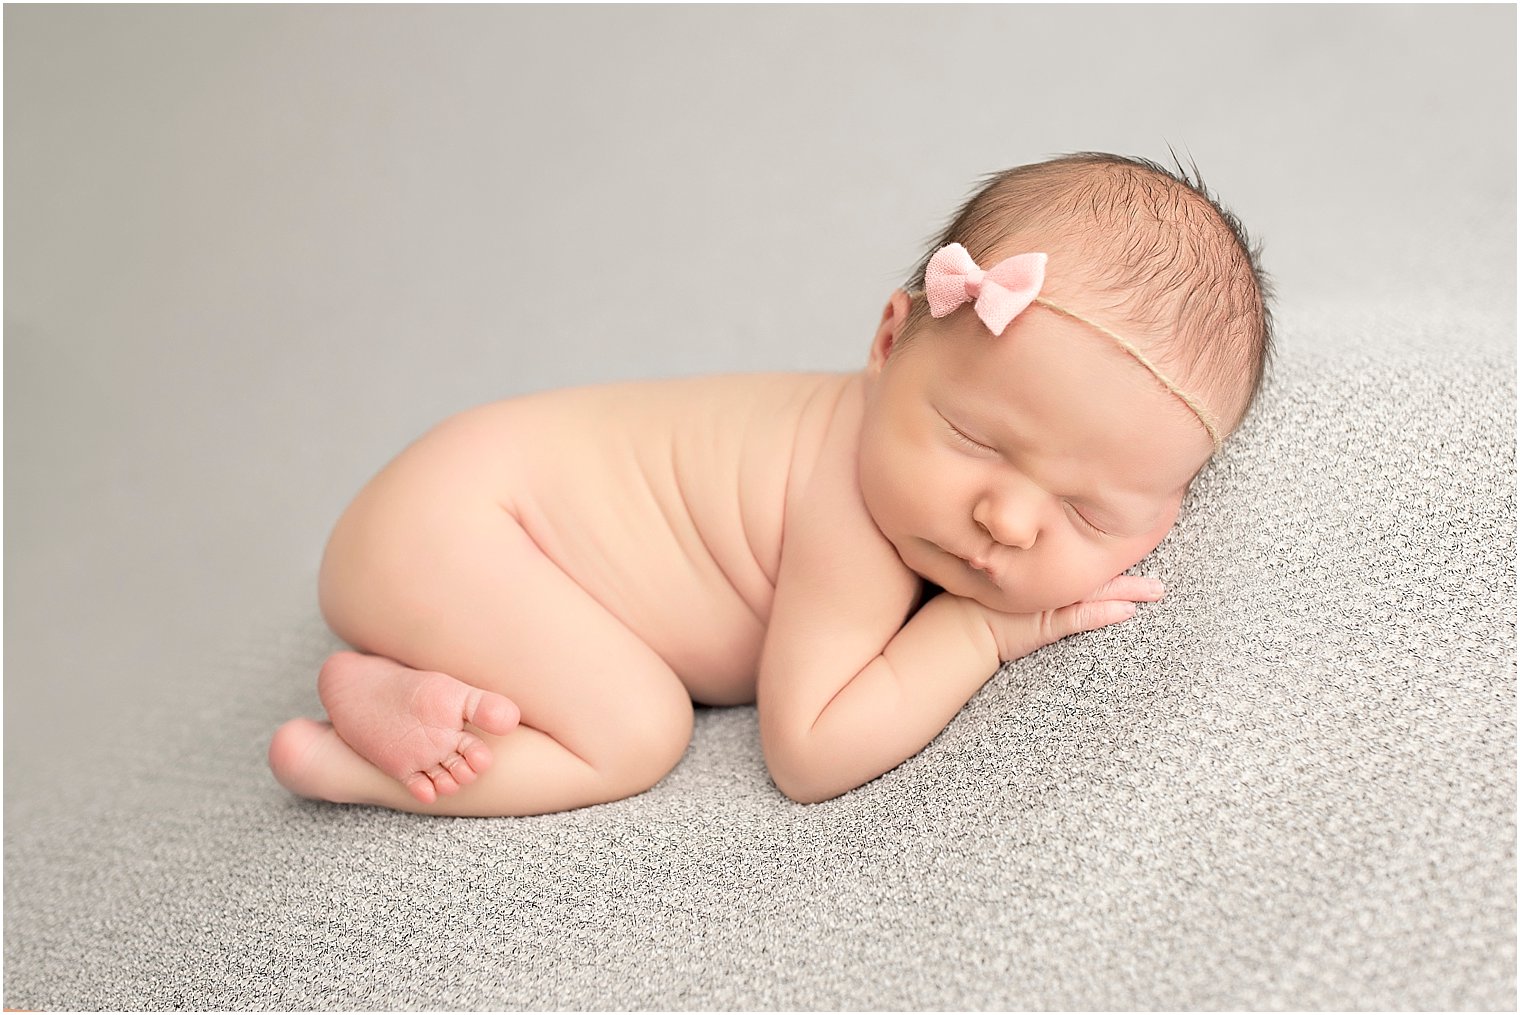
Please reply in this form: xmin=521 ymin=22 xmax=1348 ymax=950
xmin=269 ymin=717 xmax=367 ymax=804
xmin=315 ymin=651 xmax=521 ymax=804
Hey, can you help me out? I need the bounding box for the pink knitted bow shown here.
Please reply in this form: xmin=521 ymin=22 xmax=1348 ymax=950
xmin=924 ymin=244 xmax=1048 ymax=336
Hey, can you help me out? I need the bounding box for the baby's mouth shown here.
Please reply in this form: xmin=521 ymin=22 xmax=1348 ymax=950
xmin=950 ymin=549 xmax=1000 ymax=584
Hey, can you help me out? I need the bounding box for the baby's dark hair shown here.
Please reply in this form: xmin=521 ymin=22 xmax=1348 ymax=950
xmin=900 ymin=152 xmax=1274 ymax=434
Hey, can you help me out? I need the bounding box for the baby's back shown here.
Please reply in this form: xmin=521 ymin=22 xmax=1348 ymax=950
xmin=479 ymin=371 xmax=855 ymax=705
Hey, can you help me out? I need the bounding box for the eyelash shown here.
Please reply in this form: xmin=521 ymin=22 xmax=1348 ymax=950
xmin=944 ymin=419 xmax=1111 ymax=536
xmin=945 ymin=421 xmax=994 ymax=453
xmin=1066 ymin=501 xmax=1110 ymax=536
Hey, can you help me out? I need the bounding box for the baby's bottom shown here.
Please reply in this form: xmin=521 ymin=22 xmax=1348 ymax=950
xmin=270 ymin=472 xmax=694 ymax=817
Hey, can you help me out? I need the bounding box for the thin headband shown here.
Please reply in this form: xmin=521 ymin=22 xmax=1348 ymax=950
xmin=917 ymin=243 xmax=1223 ymax=452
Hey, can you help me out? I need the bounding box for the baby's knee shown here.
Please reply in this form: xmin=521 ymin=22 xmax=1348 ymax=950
xmin=602 ymin=691 xmax=695 ymax=795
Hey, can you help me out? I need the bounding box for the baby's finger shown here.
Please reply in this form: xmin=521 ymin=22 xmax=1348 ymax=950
xmin=1042 ymin=598 xmax=1138 ymax=645
xmin=991 ymin=597 xmax=1146 ymax=659
xmin=1081 ymin=574 xmax=1165 ymax=603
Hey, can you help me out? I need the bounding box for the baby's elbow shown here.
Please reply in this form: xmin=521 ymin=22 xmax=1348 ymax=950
xmin=769 ymin=767 xmax=835 ymax=805
xmin=758 ymin=699 xmax=851 ymax=804
xmin=775 ymin=777 xmax=848 ymax=806
xmin=762 ymin=736 xmax=846 ymax=805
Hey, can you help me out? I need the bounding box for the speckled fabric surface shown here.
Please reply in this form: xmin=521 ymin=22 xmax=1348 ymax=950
xmin=5 ymin=5 xmax=1515 ymax=1011
xmin=6 ymin=305 xmax=1514 ymax=1010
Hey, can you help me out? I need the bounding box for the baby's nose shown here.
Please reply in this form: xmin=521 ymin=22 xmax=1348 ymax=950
xmin=973 ymin=494 xmax=1040 ymax=550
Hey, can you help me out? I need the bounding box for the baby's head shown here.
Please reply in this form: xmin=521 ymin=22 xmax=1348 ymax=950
xmin=857 ymin=152 xmax=1274 ymax=614
xmin=895 ymin=152 xmax=1273 ymax=435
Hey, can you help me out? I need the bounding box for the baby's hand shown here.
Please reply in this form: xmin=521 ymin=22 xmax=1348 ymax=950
xmin=979 ymin=575 xmax=1166 ymax=662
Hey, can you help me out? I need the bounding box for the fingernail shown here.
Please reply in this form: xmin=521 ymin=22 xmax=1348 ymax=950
xmin=1119 ymin=602 xmax=1137 ymax=618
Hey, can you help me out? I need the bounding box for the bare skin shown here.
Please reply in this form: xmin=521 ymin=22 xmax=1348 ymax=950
xmin=269 ymin=286 xmax=1214 ymax=814
xmin=271 ymin=372 xmax=847 ymax=815
xmin=315 ymin=652 xmax=520 ymax=803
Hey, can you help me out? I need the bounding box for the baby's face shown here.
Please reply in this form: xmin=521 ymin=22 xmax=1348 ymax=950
xmin=858 ymin=291 xmax=1216 ymax=615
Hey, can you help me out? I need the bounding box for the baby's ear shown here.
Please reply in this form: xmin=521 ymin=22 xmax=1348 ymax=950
xmin=867 ymin=290 xmax=913 ymax=373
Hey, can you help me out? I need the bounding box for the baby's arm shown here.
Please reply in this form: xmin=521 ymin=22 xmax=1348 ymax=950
xmin=758 ymin=418 xmax=1151 ymax=804
xmin=758 ymin=540 xmax=998 ymax=803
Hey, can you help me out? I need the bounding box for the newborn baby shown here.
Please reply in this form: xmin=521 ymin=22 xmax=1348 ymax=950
xmin=269 ymin=152 xmax=1272 ymax=815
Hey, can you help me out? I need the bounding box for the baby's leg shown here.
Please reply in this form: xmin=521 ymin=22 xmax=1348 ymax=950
xmin=270 ymin=494 xmax=694 ymax=817
xmin=282 ymin=651 xmax=522 ymax=805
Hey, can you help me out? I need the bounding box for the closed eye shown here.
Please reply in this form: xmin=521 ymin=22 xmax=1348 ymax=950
xmin=1065 ymin=500 xmax=1112 ymax=537
xmin=944 ymin=419 xmax=995 ymax=453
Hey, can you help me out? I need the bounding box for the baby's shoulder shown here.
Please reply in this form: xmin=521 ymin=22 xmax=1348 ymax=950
xmin=681 ymin=370 xmax=855 ymax=425
xmin=651 ymin=370 xmax=859 ymax=488
xmin=781 ymin=371 xmax=865 ymax=512
xmin=673 ymin=370 xmax=860 ymax=526
xmin=487 ymin=370 xmax=844 ymax=438
xmin=483 ymin=370 xmax=859 ymax=515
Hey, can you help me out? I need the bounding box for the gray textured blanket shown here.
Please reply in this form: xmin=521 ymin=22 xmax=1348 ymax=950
xmin=6 ymin=308 xmax=1514 ymax=1009
xmin=5 ymin=5 xmax=1514 ymax=1010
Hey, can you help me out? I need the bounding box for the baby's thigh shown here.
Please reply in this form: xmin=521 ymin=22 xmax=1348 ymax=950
xmin=318 ymin=443 xmax=693 ymax=782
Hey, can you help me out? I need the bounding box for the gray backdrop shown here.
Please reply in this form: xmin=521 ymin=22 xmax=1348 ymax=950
xmin=5 ymin=4 xmax=1515 ymax=1010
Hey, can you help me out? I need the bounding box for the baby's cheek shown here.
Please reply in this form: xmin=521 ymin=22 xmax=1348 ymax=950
xmin=1062 ymin=559 xmax=1121 ymax=603
xmin=1053 ymin=542 xmax=1147 ymax=603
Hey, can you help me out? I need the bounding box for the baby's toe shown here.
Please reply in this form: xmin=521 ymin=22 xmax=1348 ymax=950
xmin=440 ymin=752 xmax=478 ymax=788
xmin=465 ymin=690 xmax=521 ymax=736
xmin=458 ymin=733 xmax=494 ymax=776
xmin=403 ymin=772 xmax=438 ymax=804
xmin=426 ymin=763 xmax=461 ymax=797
